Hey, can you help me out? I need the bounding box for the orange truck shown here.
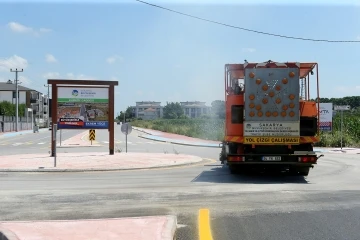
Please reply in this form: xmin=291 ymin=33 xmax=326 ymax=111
xmin=219 ymin=60 xmax=324 ymax=176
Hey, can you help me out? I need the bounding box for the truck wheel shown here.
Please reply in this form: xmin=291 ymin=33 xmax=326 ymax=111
xmin=298 ymin=167 xmax=310 ymax=176
xmin=229 ymin=165 xmax=237 ymax=174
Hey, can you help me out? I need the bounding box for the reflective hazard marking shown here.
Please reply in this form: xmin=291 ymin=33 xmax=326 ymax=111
xmin=244 ymin=137 xmax=299 ymax=144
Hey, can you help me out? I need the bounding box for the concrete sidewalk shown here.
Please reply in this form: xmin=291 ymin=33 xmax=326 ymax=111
xmin=0 ymin=152 xmax=203 ymax=172
xmin=0 ymin=215 xmax=177 ymax=240
xmin=0 ymin=128 xmax=48 ymax=138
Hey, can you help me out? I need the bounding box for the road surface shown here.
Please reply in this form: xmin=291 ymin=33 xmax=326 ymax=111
xmin=1 ymin=125 xmax=359 ymax=239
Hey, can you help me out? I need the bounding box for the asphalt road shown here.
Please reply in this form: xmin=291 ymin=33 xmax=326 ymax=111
xmin=1 ymin=125 xmax=360 ymax=239
xmin=0 ymin=129 xmax=86 ymax=156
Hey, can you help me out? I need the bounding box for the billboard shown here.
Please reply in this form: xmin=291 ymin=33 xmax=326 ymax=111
xmin=57 ymin=87 xmax=109 ymax=129
xmin=319 ymin=103 xmax=333 ymax=131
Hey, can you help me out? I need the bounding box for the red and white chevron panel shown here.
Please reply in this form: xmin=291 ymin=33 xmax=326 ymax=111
xmin=319 ymin=122 xmax=332 ymax=127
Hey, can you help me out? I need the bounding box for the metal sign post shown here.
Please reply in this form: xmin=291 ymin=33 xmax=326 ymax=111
xmin=334 ymin=105 xmax=351 ymax=150
xmin=53 ymin=124 xmax=57 ymax=167
xmin=121 ymin=123 xmax=132 ymax=153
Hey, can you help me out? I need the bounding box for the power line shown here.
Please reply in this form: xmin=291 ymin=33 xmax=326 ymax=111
xmin=134 ymin=0 xmax=360 ymax=43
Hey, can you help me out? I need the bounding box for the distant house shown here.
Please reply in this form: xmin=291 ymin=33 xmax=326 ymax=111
xmin=134 ymin=101 xmax=163 ymax=119
xmin=180 ymin=101 xmax=211 ymax=118
xmin=0 ymin=81 xmax=47 ymax=119
xmin=138 ymin=108 xmax=159 ymax=120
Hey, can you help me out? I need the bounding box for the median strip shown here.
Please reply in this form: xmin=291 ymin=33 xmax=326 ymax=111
xmin=198 ymin=208 xmax=213 ymax=240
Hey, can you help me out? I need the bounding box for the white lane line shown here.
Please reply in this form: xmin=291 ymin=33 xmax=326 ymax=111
xmin=38 ymin=142 xmax=46 ymax=145
xmin=12 ymin=143 xmax=23 ymax=146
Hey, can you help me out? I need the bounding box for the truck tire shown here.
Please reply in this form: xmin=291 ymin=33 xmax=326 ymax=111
xmin=290 ymin=167 xmax=310 ymax=176
xmin=229 ymin=165 xmax=237 ymax=174
xmin=298 ymin=167 xmax=310 ymax=176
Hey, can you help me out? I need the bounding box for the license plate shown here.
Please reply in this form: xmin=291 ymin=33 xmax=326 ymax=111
xmin=262 ymin=156 xmax=281 ymax=161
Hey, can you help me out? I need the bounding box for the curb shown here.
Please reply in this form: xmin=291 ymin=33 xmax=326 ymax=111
xmin=138 ymin=135 xmax=221 ymax=148
xmin=0 ymin=227 xmax=20 ymax=240
xmin=162 ymin=215 xmax=177 ymax=240
xmin=134 ymin=128 xmax=154 ymax=136
xmin=0 ymin=158 xmax=209 ymax=173
xmin=0 ymin=128 xmax=48 ymax=139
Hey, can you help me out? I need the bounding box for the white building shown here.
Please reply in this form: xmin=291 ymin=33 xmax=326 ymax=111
xmin=180 ymin=101 xmax=211 ymax=118
xmin=134 ymin=101 xmax=163 ymax=120
xmin=0 ymin=81 xmax=47 ymax=125
xmin=132 ymin=100 xmax=211 ymax=119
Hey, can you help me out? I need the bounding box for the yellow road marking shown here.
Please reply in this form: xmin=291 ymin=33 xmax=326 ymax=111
xmin=199 ymin=208 xmax=213 ymax=240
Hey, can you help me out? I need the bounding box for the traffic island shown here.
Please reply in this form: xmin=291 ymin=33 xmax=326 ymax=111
xmin=0 ymin=215 xmax=177 ymax=240
xmin=0 ymin=152 xmax=203 ymax=172
xmin=56 ymin=131 xmax=102 ymax=148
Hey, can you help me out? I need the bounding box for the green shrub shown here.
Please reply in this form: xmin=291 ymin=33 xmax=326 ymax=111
xmin=133 ymin=113 xmax=360 ymax=147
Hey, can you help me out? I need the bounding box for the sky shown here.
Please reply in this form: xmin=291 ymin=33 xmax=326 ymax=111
xmin=0 ymin=0 xmax=359 ymax=115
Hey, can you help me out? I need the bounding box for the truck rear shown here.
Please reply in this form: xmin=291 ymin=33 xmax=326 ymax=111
xmin=220 ymin=60 xmax=323 ymax=176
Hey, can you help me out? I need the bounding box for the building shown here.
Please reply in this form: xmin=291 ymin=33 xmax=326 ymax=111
xmin=180 ymin=101 xmax=211 ymax=118
xmin=134 ymin=101 xmax=163 ymax=120
xmin=0 ymin=81 xmax=49 ymax=126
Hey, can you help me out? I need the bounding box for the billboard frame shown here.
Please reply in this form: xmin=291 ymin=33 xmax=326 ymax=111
xmin=48 ymin=79 xmax=118 ymax=156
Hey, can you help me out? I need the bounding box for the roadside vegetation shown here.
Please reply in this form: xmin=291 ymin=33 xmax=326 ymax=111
xmin=132 ymin=118 xmax=224 ymax=141
xmin=124 ymin=97 xmax=360 ymax=147
xmin=132 ymin=113 xmax=360 ymax=147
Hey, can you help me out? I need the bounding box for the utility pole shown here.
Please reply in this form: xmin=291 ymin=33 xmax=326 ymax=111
xmin=44 ymin=84 xmax=50 ymax=128
xmin=10 ymin=68 xmax=24 ymax=132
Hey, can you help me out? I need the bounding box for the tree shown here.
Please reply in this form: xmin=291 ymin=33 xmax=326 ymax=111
xmin=211 ymin=100 xmax=225 ymax=119
xmin=117 ymin=106 xmax=135 ymax=122
xmin=163 ymin=102 xmax=185 ymax=119
xmin=125 ymin=106 xmax=135 ymax=118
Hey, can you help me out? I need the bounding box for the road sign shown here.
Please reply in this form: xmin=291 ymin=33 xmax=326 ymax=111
xmin=334 ymin=105 xmax=350 ymax=111
xmin=121 ymin=123 xmax=132 ymax=135
xmin=121 ymin=123 xmax=132 ymax=153
xmin=333 ymin=105 xmax=350 ymax=150
xmin=89 ymin=129 xmax=96 ymax=141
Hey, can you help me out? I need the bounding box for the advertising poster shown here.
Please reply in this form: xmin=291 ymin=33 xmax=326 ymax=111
xmin=319 ymin=103 xmax=333 ymax=131
xmin=57 ymin=87 xmax=109 ymax=129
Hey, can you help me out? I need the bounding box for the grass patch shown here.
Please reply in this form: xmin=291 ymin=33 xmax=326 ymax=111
xmin=132 ymin=119 xmax=224 ymax=141
xmin=132 ymin=113 xmax=360 ymax=147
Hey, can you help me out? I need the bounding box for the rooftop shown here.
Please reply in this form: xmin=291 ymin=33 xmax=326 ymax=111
xmin=136 ymin=104 xmax=163 ymax=108
xmin=0 ymin=81 xmax=39 ymax=92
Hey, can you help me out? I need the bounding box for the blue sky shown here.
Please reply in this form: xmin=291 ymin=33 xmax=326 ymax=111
xmin=0 ymin=0 xmax=359 ymax=114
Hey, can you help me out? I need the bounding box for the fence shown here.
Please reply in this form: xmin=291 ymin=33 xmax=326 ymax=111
xmin=0 ymin=115 xmax=35 ymax=133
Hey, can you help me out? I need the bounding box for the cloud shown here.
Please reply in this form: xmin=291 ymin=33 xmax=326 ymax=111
xmin=0 ymin=55 xmax=28 ymax=72
xmin=18 ymin=76 xmax=32 ymax=86
xmin=43 ymin=72 xmax=61 ymax=79
xmin=136 ymin=90 xmax=143 ymax=96
xmin=106 ymin=55 xmax=123 ymax=64
xmin=66 ymin=73 xmax=96 ymax=80
xmin=7 ymin=22 xmax=52 ymax=36
xmin=242 ymin=48 xmax=256 ymax=53
xmin=357 ymin=35 xmax=360 ymax=40
xmin=43 ymin=72 xmax=95 ymax=80
xmin=45 ymin=54 xmax=57 ymax=63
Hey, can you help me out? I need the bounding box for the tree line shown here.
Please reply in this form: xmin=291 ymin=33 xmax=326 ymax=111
xmin=116 ymin=96 xmax=360 ymax=121
xmin=0 ymin=101 xmax=27 ymax=116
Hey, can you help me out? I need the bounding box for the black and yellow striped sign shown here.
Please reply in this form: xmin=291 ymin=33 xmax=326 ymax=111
xmin=89 ymin=129 xmax=96 ymax=141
